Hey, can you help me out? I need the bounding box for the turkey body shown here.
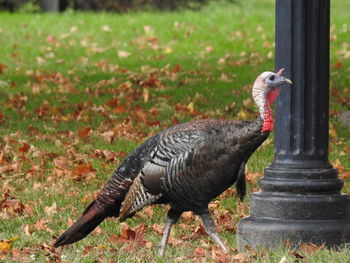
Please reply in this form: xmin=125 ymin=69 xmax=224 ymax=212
xmin=54 ymin=117 xmax=268 ymax=254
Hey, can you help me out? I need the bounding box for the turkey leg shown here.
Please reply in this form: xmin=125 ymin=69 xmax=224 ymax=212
xmin=158 ymin=209 xmax=181 ymax=257
xmin=198 ymin=211 xmax=229 ymax=253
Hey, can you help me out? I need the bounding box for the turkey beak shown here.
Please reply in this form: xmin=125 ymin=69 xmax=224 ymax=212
xmin=277 ymin=76 xmax=292 ymax=86
xmin=283 ymin=77 xmax=292 ymax=85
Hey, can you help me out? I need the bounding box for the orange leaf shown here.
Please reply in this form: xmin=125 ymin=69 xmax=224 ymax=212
xmin=78 ymin=127 xmax=91 ymax=139
xmin=73 ymin=163 xmax=94 ymax=177
xmin=113 ymin=104 xmax=127 ymax=114
xmin=300 ymin=242 xmax=323 ymax=254
xmin=0 ymin=63 xmax=8 ymax=74
xmin=0 ymin=237 xmax=16 ymax=254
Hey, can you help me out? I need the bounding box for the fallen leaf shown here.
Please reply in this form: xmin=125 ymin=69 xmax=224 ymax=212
xmin=194 ymin=247 xmax=206 ymax=258
xmin=0 ymin=199 xmax=25 ymax=216
xmin=44 ymin=202 xmax=58 ymax=216
xmin=102 ymin=25 xmax=111 ymax=32
xmin=232 ymin=252 xmax=250 ymax=263
xmin=144 ymin=25 xmax=154 ymax=35
xmin=151 ymin=223 xmax=163 ymax=235
xmin=78 ymin=127 xmax=92 ymax=139
xmin=300 ymin=242 xmax=323 ymax=254
xmin=0 ymin=237 xmax=17 ymax=254
xmin=0 ymin=63 xmax=8 ymax=74
xmin=278 ymin=256 xmax=287 ymax=263
xmin=118 ymin=50 xmax=131 ymax=58
xmin=34 ymin=218 xmax=50 ymax=231
xmin=53 ymin=156 xmax=70 ymax=170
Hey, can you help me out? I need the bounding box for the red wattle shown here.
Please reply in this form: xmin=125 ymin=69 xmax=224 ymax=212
xmin=261 ymin=119 xmax=274 ymax=132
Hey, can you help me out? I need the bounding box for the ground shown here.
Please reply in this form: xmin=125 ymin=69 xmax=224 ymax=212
xmin=0 ymin=0 xmax=350 ymax=262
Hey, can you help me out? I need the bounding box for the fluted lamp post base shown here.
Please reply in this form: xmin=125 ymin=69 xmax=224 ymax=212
xmin=238 ymin=217 xmax=350 ymax=249
xmin=237 ymin=0 xmax=350 ymax=250
xmin=238 ymin=166 xmax=350 ymax=249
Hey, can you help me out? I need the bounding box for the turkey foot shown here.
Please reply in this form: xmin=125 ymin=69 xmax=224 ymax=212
xmin=198 ymin=211 xmax=229 ymax=253
xmin=158 ymin=209 xmax=181 ymax=257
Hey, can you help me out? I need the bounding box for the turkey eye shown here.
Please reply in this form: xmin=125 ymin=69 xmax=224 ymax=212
xmin=269 ymin=75 xmax=275 ymax=81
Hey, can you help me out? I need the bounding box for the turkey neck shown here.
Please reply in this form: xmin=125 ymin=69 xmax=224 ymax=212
xmin=221 ymin=115 xmax=267 ymax=140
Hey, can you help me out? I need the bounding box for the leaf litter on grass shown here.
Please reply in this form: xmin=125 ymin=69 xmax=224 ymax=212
xmin=0 ymin=1 xmax=350 ymax=262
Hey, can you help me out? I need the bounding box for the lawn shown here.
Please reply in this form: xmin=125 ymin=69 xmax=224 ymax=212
xmin=0 ymin=0 xmax=350 ymax=262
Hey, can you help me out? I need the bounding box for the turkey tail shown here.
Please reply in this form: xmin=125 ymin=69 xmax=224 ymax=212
xmin=54 ymin=201 xmax=107 ymax=247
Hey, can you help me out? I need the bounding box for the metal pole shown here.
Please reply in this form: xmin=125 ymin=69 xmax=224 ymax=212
xmin=237 ymin=0 xmax=350 ymax=249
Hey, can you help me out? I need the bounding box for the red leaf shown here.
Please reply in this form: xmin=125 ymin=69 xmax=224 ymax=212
xmin=171 ymin=64 xmax=183 ymax=73
xmin=78 ymin=127 xmax=91 ymax=139
xmin=106 ymin=98 xmax=119 ymax=108
xmin=334 ymin=61 xmax=344 ymax=68
xmin=19 ymin=143 xmax=30 ymax=153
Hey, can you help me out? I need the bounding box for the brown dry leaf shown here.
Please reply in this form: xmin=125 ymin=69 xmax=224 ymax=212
xmin=92 ymin=226 xmax=104 ymax=235
xmin=78 ymin=127 xmax=92 ymax=139
xmin=0 ymin=199 xmax=25 ymax=216
xmin=11 ymin=247 xmax=32 ymax=262
xmin=34 ymin=218 xmax=50 ymax=231
xmin=0 ymin=162 xmax=20 ymax=174
xmin=102 ymin=25 xmax=111 ymax=32
xmin=143 ymin=25 xmax=154 ymax=35
xmin=113 ymin=104 xmax=127 ymax=114
xmin=168 ymin=236 xmax=183 ymax=246
xmin=151 ymin=223 xmax=163 ymax=235
xmin=23 ymin=224 xmax=33 ymax=236
xmin=73 ymin=163 xmax=95 ymax=180
xmin=237 ymin=200 xmax=249 ymax=218
xmin=188 ymin=224 xmax=206 ymax=240
xmin=109 ymin=223 xmax=147 ymax=249
xmin=53 ymin=156 xmax=70 ymax=170
xmin=0 ymin=63 xmax=8 ymax=74
xmin=246 ymin=173 xmax=262 ymax=184
xmin=333 ymin=159 xmax=344 ymax=172
xmin=194 ymin=247 xmax=206 ymax=259
xmin=118 ymin=50 xmax=131 ymax=58
xmin=285 ymin=239 xmax=291 ymax=249
xmin=100 ymin=131 xmax=115 ymax=143
xmin=44 ymin=202 xmax=59 ymax=216
xmin=300 ymin=242 xmax=323 ymax=254
xmin=216 ymin=211 xmax=236 ymax=232
xmin=182 ymin=211 xmax=195 ymax=221
xmin=211 ymin=246 xmax=231 ymax=263
xmin=232 ymin=252 xmax=250 ymax=263
xmin=142 ymin=206 xmax=154 ymax=219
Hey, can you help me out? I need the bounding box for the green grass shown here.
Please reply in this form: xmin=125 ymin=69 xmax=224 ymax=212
xmin=0 ymin=0 xmax=350 ymax=262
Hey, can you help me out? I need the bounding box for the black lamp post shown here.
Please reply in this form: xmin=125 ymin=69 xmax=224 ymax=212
xmin=237 ymin=0 xmax=350 ymax=249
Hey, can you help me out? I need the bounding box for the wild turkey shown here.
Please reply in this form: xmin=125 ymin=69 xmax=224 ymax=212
xmin=54 ymin=69 xmax=292 ymax=256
